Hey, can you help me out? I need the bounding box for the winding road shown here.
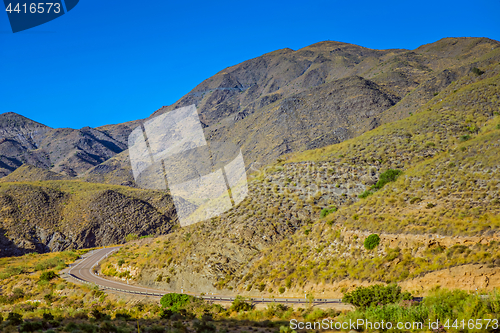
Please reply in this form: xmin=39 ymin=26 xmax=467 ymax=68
xmin=65 ymin=246 xmax=343 ymax=304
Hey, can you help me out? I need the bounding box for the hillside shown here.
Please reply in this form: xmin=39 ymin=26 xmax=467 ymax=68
xmin=98 ymin=60 xmax=500 ymax=297
xmin=0 ymin=180 xmax=178 ymax=257
xmin=2 ymin=38 xmax=500 ymax=185
xmin=1 ymin=37 xmax=500 ymax=259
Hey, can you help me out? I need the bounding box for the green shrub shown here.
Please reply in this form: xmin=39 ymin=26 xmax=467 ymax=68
xmin=115 ymin=312 xmax=132 ymax=321
xmin=42 ymin=313 xmax=54 ymax=321
xmin=125 ymin=234 xmax=138 ymax=242
xmin=34 ymin=257 xmax=65 ymax=271
xmin=471 ymin=67 xmax=484 ymax=76
xmin=230 ymin=296 xmax=253 ymax=312
xmin=117 ymin=259 xmax=125 ymax=267
xmin=39 ymin=271 xmax=57 ymax=282
xmin=99 ymin=321 xmax=118 ymax=332
xmin=258 ymin=283 xmax=266 ymax=292
xmin=459 ymin=134 xmax=470 ymax=141
xmin=319 ymin=206 xmax=337 ymax=218
xmin=364 ymin=234 xmax=380 ymax=250
xmin=279 ymin=287 xmax=285 ymax=294
xmin=409 ymin=197 xmax=422 ymax=204
xmin=159 ymin=308 xmax=173 ymax=319
xmin=19 ymin=321 xmax=44 ymax=332
xmin=358 ymin=190 xmax=373 ymax=199
xmin=160 ymin=293 xmax=193 ymax=312
xmin=90 ymin=308 xmax=106 ymax=320
xmin=7 ymin=312 xmax=23 ymax=325
xmin=496 ymin=123 xmax=500 ymax=129
xmin=342 ymin=284 xmax=412 ymax=309
xmin=193 ymin=319 xmax=216 ymax=333
xmin=372 ymin=169 xmax=403 ymax=190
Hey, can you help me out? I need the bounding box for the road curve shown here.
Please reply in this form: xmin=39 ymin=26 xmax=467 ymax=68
xmin=66 ymin=246 xmax=342 ymax=304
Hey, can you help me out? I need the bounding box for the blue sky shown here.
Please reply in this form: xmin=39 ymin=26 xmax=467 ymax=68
xmin=1 ymin=0 xmax=499 ymax=129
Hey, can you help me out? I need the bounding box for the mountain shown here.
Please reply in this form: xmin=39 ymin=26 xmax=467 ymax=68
xmin=0 ymin=112 xmax=128 ymax=178
xmin=97 ymin=60 xmax=500 ymax=296
xmin=0 ymin=181 xmax=178 ymax=257
xmin=87 ymin=37 xmax=500 ymax=185
xmin=3 ymin=38 xmax=499 ymax=185
xmin=0 ymin=37 xmax=500 ymax=258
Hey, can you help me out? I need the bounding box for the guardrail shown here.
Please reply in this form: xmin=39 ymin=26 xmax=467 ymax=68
xmin=64 ymin=273 xmax=343 ymax=303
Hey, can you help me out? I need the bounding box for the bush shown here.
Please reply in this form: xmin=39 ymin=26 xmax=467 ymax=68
xmin=409 ymin=197 xmax=422 ymax=204
xmin=125 ymin=234 xmax=138 ymax=242
xmin=192 ymin=319 xmax=216 ymax=333
xmin=364 ymin=234 xmax=380 ymax=250
xmin=342 ymin=284 xmax=412 ymax=309
xmin=471 ymin=67 xmax=484 ymax=76
xmin=11 ymin=288 xmax=24 ymax=301
xmin=358 ymin=190 xmax=373 ymax=199
xmin=279 ymin=287 xmax=285 ymax=294
xmin=159 ymin=308 xmax=173 ymax=319
xmin=7 ymin=312 xmax=23 ymax=325
xmin=160 ymin=293 xmax=193 ymax=312
xmin=230 ymin=295 xmax=253 ymax=312
xmin=258 ymin=283 xmax=266 ymax=292
xmin=460 ymin=134 xmax=471 ymax=141
xmin=42 ymin=313 xmax=54 ymax=321
xmin=39 ymin=271 xmax=58 ymax=282
xmin=496 ymin=123 xmax=500 ymax=129
xmin=372 ymin=169 xmax=403 ymax=190
xmin=320 ymin=206 xmax=337 ymax=218
xmin=34 ymin=257 xmax=66 ymax=271
xmin=19 ymin=321 xmax=44 ymax=332
xmin=148 ymin=325 xmax=169 ymax=333
xmin=100 ymin=321 xmax=118 ymax=332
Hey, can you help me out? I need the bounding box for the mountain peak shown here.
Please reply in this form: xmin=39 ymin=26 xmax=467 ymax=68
xmin=0 ymin=112 xmax=51 ymax=129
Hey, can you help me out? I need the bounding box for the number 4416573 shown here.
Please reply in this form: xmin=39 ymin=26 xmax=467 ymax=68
xmin=5 ymin=3 xmax=61 ymax=14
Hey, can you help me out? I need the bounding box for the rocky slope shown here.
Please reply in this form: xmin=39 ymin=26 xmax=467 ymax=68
xmin=0 ymin=181 xmax=178 ymax=257
xmin=99 ymin=61 xmax=500 ymax=296
xmin=1 ymin=37 xmax=500 ymax=260
xmin=3 ymin=38 xmax=500 ymax=184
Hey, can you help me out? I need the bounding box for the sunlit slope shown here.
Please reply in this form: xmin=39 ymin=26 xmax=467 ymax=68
xmin=0 ymin=180 xmax=177 ymax=256
xmin=100 ymin=62 xmax=500 ymax=294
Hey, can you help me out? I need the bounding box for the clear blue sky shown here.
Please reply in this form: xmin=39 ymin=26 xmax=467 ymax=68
xmin=1 ymin=0 xmax=499 ymax=129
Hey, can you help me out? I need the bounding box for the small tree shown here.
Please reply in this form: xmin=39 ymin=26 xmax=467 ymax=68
xmin=471 ymin=67 xmax=484 ymax=76
xmin=229 ymin=296 xmax=253 ymax=312
xmin=364 ymin=234 xmax=380 ymax=250
xmin=160 ymin=293 xmax=193 ymax=312
xmin=39 ymin=271 xmax=58 ymax=282
xmin=342 ymin=284 xmax=412 ymax=309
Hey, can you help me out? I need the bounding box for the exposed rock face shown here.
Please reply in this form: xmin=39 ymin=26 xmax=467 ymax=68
xmin=400 ymin=264 xmax=500 ymax=293
xmin=97 ymin=63 xmax=500 ymax=296
xmin=1 ymin=37 xmax=500 ymax=260
xmin=0 ymin=113 xmax=128 ymax=178
xmin=0 ymin=182 xmax=177 ymax=257
xmin=3 ymin=38 xmax=500 ymax=183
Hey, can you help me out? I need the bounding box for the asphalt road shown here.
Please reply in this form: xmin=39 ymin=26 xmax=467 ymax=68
xmin=66 ymin=246 xmax=343 ymax=304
